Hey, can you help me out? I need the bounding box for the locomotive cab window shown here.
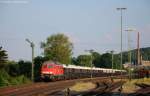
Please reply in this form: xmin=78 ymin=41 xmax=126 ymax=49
xmin=48 ymin=65 xmax=52 ymax=68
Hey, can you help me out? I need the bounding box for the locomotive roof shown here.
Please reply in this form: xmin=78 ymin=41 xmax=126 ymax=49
xmin=43 ymin=61 xmax=63 ymax=67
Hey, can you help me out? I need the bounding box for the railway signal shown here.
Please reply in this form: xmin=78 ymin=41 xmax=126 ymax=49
xmin=26 ymin=38 xmax=35 ymax=82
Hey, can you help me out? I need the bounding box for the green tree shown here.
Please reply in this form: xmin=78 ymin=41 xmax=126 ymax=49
xmin=71 ymin=57 xmax=79 ymax=65
xmin=113 ymin=54 xmax=121 ymax=69
xmin=0 ymin=47 xmax=8 ymax=69
xmin=141 ymin=47 xmax=150 ymax=60
xmin=91 ymin=52 xmax=101 ymax=67
xmin=7 ymin=61 xmax=19 ymax=76
xmin=41 ymin=33 xmax=73 ymax=64
xmin=122 ymin=51 xmax=128 ymax=64
xmin=99 ymin=53 xmax=112 ymax=68
xmin=77 ymin=55 xmax=92 ymax=67
xmin=18 ymin=60 xmax=31 ymax=78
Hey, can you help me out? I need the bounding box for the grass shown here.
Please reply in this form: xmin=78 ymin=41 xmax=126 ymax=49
xmin=122 ymin=78 xmax=150 ymax=93
xmin=70 ymin=81 xmax=96 ymax=92
xmin=136 ymin=77 xmax=150 ymax=85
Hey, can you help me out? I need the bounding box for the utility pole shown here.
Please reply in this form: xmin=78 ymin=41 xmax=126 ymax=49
xmin=110 ymin=51 xmax=114 ymax=76
xmin=125 ymin=28 xmax=135 ymax=80
xmin=26 ymin=39 xmax=35 ymax=82
xmin=116 ymin=8 xmax=127 ymax=79
xmin=137 ymin=32 xmax=140 ymax=65
xmin=85 ymin=49 xmax=94 ymax=79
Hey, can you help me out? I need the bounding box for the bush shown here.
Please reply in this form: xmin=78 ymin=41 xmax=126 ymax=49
xmin=16 ymin=75 xmax=31 ymax=84
xmin=0 ymin=69 xmax=31 ymax=87
xmin=0 ymin=69 xmax=10 ymax=87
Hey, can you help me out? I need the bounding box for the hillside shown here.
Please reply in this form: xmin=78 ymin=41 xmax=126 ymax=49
xmin=121 ymin=47 xmax=150 ymax=64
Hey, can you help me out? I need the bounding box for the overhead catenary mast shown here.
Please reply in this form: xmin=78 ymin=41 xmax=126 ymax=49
xmin=137 ymin=32 xmax=141 ymax=65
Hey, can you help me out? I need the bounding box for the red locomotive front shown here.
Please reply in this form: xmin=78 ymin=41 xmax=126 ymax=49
xmin=41 ymin=61 xmax=64 ymax=80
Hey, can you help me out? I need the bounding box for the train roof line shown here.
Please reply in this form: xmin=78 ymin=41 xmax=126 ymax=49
xmin=62 ymin=64 xmax=126 ymax=72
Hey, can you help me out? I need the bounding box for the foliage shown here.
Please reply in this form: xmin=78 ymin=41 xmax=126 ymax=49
xmin=71 ymin=51 xmax=122 ymax=69
xmin=41 ymin=33 xmax=73 ymax=64
xmin=0 ymin=68 xmax=31 ymax=87
xmin=99 ymin=53 xmax=112 ymax=68
xmin=111 ymin=47 xmax=150 ymax=68
xmin=141 ymin=47 xmax=150 ymax=60
xmin=0 ymin=69 xmax=10 ymax=86
xmin=92 ymin=52 xmax=101 ymax=67
xmin=6 ymin=61 xmax=19 ymax=76
xmin=18 ymin=60 xmax=32 ymax=78
xmin=113 ymin=54 xmax=121 ymax=69
xmin=73 ymin=51 xmax=119 ymax=69
xmin=76 ymin=55 xmax=92 ymax=67
xmin=71 ymin=57 xmax=79 ymax=65
xmin=14 ymin=75 xmax=31 ymax=84
xmin=0 ymin=47 xmax=8 ymax=69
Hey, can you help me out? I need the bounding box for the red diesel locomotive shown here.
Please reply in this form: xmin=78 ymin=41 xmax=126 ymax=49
xmin=41 ymin=61 xmax=64 ymax=80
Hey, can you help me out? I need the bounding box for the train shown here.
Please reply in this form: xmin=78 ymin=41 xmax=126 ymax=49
xmin=41 ymin=61 xmax=127 ymax=80
xmin=135 ymin=66 xmax=150 ymax=78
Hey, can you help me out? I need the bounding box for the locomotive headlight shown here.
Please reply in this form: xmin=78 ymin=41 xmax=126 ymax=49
xmin=49 ymin=72 xmax=52 ymax=74
xmin=42 ymin=71 xmax=53 ymax=74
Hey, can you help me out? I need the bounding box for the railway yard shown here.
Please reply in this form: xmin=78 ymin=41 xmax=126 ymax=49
xmin=0 ymin=76 xmax=150 ymax=96
xmin=0 ymin=1 xmax=150 ymax=96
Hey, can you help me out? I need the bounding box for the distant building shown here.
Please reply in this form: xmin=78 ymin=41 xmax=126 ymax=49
xmin=123 ymin=63 xmax=132 ymax=69
xmin=141 ymin=60 xmax=150 ymax=67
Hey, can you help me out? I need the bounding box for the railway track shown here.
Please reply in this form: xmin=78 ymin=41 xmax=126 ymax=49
xmin=0 ymin=77 xmax=107 ymax=96
xmin=52 ymin=80 xmax=125 ymax=96
xmin=0 ymin=77 xmax=126 ymax=96
xmin=0 ymin=80 xmax=75 ymax=96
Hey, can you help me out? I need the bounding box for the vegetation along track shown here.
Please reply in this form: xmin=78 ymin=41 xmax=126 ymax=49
xmin=0 ymin=77 xmax=116 ymax=96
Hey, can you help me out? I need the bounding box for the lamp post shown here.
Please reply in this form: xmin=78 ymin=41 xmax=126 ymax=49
xmin=26 ymin=38 xmax=35 ymax=82
xmin=125 ymin=27 xmax=135 ymax=80
xmin=110 ymin=51 xmax=114 ymax=76
xmin=85 ymin=49 xmax=94 ymax=78
xmin=116 ymin=8 xmax=127 ymax=79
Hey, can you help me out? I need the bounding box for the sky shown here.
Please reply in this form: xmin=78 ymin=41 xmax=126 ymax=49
xmin=0 ymin=0 xmax=150 ymax=61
